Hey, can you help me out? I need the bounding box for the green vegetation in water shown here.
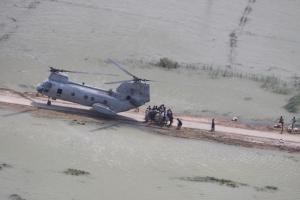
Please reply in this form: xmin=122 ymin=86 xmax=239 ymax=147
xmin=284 ymin=94 xmax=300 ymax=113
xmin=254 ymin=185 xmax=278 ymax=192
xmin=265 ymin=186 xmax=278 ymax=190
xmin=199 ymin=67 xmax=291 ymax=95
xmin=178 ymin=176 xmax=247 ymax=188
xmin=152 ymin=58 xmax=295 ymax=95
xmin=244 ymin=97 xmax=252 ymax=101
xmin=155 ymin=57 xmax=179 ymax=69
xmin=176 ymin=176 xmax=278 ymax=192
xmin=63 ymin=168 xmax=90 ymax=176
xmin=0 ymin=162 xmax=12 ymax=170
xmin=9 ymin=194 xmax=26 ymax=200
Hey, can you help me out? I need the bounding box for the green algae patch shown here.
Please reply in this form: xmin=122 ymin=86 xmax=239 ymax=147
xmin=0 ymin=163 xmax=12 ymax=170
xmin=254 ymin=185 xmax=278 ymax=192
xmin=63 ymin=168 xmax=90 ymax=176
xmin=178 ymin=176 xmax=247 ymax=188
xmin=156 ymin=57 xmax=179 ymax=69
xmin=9 ymin=194 xmax=26 ymax=200
xmin=265 ymin=185 xmax=278 ymax=191
xmin=176 ymin=176 xmax=278 ymax=192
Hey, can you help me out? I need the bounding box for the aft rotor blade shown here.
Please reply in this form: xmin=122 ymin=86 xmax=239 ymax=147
xmin=104 ymin=80 xmax=132 ymax=84
xmin=106 ymin=59 xmax=137 ymax=79
xmin=142 ymin=79 xmax=155 ymax=82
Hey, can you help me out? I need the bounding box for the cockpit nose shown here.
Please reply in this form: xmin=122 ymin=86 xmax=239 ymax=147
xmin=36 ymin=84 xmax=43 ymax=93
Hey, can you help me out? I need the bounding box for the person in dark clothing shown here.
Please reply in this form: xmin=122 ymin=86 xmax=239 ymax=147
xmin=167 ymin=109 xmax=173 ymax=127
xmin=168 ymin=116 xmax=173 ymax=127
xmin=279 ymin=116 xmax=284 ymax=134
xmin=177 ymin=118 xmax=182 ymax=130
xmin=211 ymin=118 xmax=215 ymax=132
xmin=292 ymin=116 xmax=296 ymax=133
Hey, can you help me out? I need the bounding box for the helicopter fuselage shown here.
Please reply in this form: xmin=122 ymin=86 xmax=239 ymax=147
xmin=36 ymin=72 xmax=150 ymax=115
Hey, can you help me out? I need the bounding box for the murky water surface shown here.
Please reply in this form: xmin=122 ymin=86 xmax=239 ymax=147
xmin=0 ymin=111 xmax=300 ymax=200
xmin=0 ymin=0 xmax=300 ymax=121
xmin=1 ymin=0 xmax=300 ymax=199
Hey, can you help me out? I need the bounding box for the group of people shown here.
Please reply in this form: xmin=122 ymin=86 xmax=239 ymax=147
xmin=278 ymin=116 xmax=297 ymax=134
xmin=144 ymin=104 xmax=298 ymax=135
xmin=145 ymin=104 xmax=182 ymax=129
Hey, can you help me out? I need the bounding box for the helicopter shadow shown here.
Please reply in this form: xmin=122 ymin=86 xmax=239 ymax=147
xmin=30 ymin=101 xmax=139 ymax=126
xmin=2 ymin=99 xmax=162 ymax=133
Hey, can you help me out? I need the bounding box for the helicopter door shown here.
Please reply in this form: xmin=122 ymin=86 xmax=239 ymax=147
xmin=56 ymin=88 xmax=63 ymax=96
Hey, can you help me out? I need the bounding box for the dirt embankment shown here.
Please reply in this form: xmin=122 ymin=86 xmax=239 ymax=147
xmin=0 ymin=88 xmax=300 ymax=153
xmin=145 ymin=125 xmax=300 ymax=153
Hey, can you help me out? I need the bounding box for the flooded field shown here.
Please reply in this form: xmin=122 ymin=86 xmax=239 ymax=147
xmin=0 ymin=0 xmax=300 ymax=121
xmin=0 ymin=110 xmax=300 ymax=200
xmin=1 ymin=0 xmax=300 ymax=199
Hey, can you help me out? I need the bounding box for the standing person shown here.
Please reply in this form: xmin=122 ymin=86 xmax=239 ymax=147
xmin=167 ymin=109 xmax=173 ymax=127
xmin=211 ymin=118 xmax=215 ymax=132
xmin=176 ymin=118 xmax=182 ymax=130
xmin=292 ymin=116 xmax=296 ymax=133
xmin=279 ymin=116 xmax=284 ymax=134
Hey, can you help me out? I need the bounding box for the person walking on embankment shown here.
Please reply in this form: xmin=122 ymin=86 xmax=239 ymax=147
xmin=176 ymin=118 xmax=182 ymax=130
xmin=279 ymin=116 xmax=284 ymax=134
xmin=211 ymin=118 xmax=215 ymax=132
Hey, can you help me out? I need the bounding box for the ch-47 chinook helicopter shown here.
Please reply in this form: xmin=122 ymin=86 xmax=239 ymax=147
xmin=36 ymin=59 xmax=151 ymax=116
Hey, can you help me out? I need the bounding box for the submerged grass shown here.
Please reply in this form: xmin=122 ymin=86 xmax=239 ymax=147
xmin=284 ymin=94 xmax=300 ymax=113
xmin=178 ymin=176 xmax=246 ymax=188
xmin=0 ymin=163 xmax=12 ymax=170
xmin=155 ymin=57 xmax=179 ymax=69
xmin=176 ymin=176 xmax=278 ymax=192
xmin=9 ymin=194 xmax=26 ymax=200
xmin=152 ymin=57 xmax=296 ymax=95
xmin=63 ymin=168 xmax=90 ymax=176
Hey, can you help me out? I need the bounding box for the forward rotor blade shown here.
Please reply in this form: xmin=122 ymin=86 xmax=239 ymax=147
xmin=67 ymin=70 xmax=118 ymax=77
xmin=106 ymin=59 xmax=137 ymax=78
xmin=49 ymin=67 xmax=118 ymax=76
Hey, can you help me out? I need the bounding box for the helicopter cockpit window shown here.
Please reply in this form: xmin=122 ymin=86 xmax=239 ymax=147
xmin=43 ymin=82 xmax=52 ymax=89
xmin=42 ymin=82 xmax=52 ymax=93
xmin=57 ymin=88 xmax=62 ymax=95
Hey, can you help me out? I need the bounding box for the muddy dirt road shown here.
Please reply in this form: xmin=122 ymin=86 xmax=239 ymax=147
xmin=0 ymin=88 xmax=299 ymax=152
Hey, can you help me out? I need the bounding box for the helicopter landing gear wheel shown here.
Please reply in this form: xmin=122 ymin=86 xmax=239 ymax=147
xmin=47 ymin=99 xmax=51 ymax=106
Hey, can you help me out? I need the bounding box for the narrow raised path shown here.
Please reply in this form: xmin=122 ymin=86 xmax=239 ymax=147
xmin=0 ymin=88 xmax=299 ymax=152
